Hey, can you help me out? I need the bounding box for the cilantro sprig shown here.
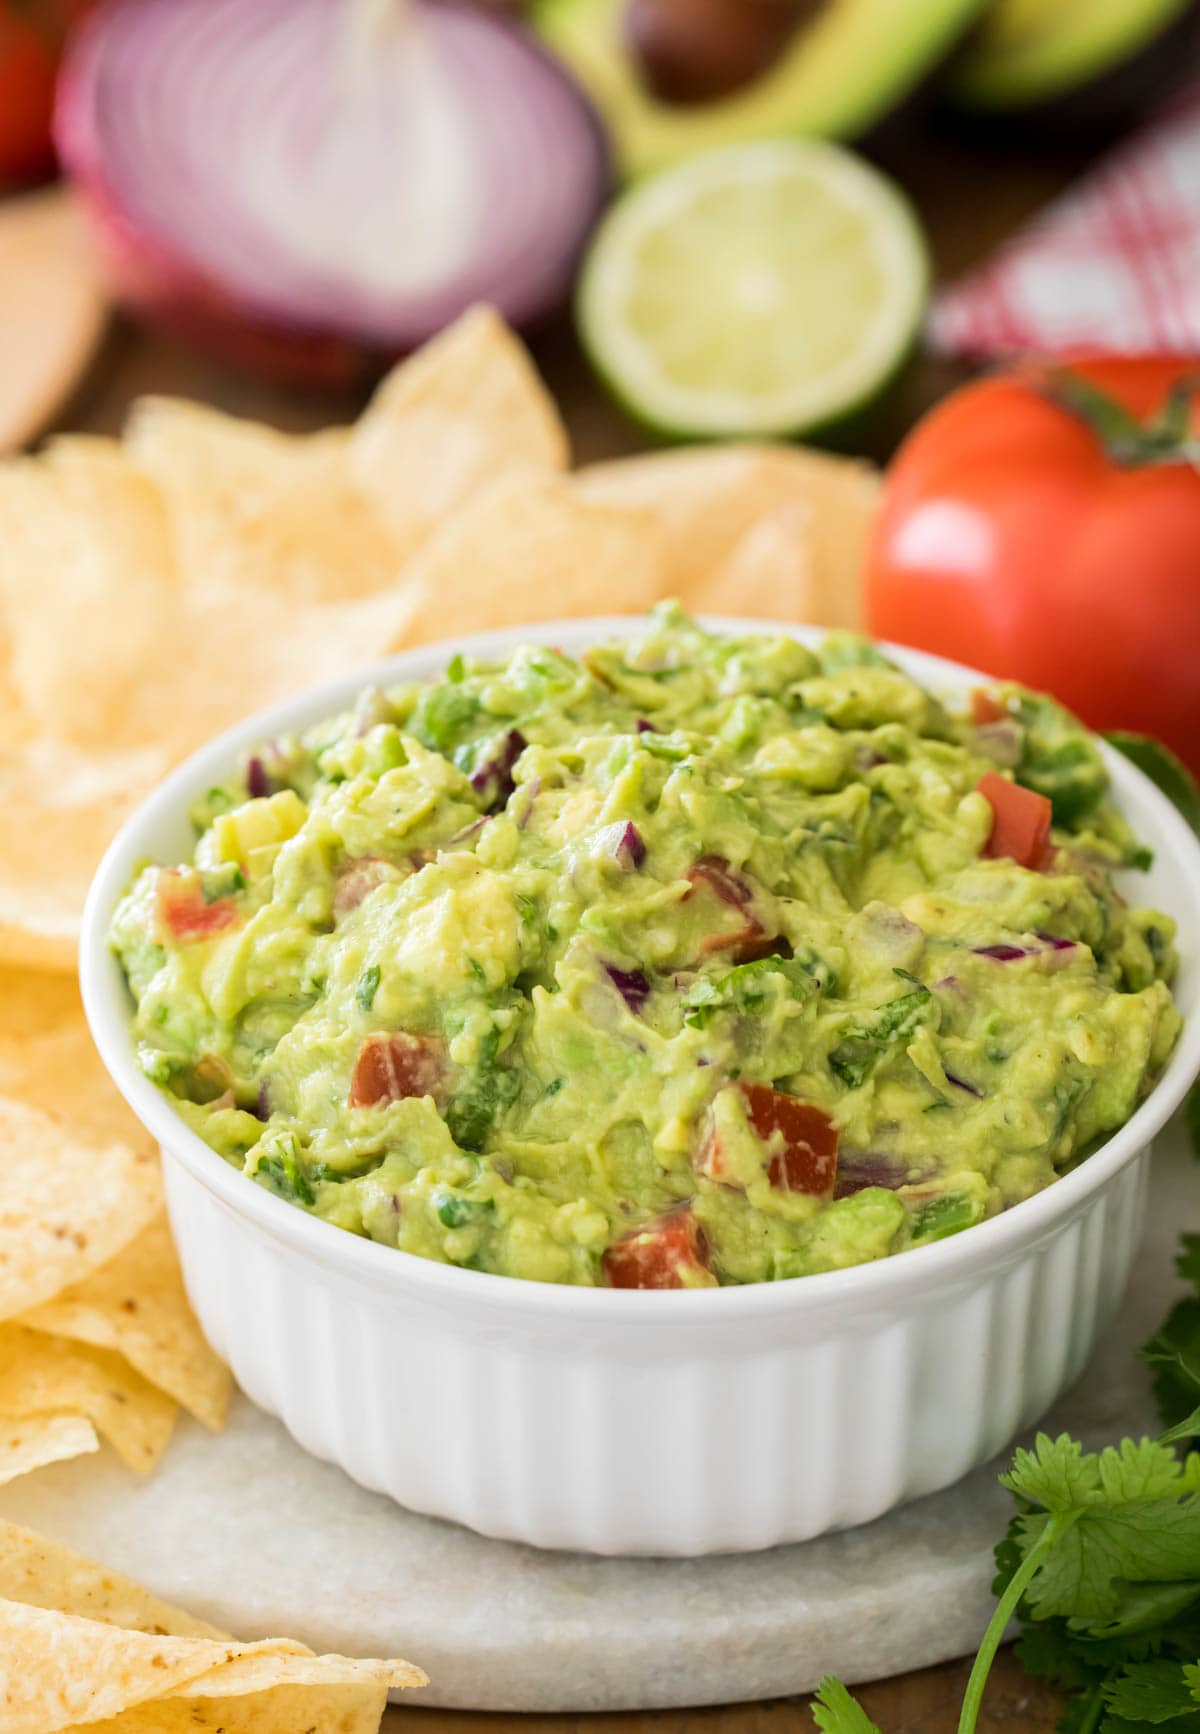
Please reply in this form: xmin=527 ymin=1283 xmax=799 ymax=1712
xmin=811 ymin=1228 xmax=1200 ymax=1733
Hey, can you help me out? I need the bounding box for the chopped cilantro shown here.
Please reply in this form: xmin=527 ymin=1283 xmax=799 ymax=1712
xmin=829 ymin=983 xmax=932 ymax=1090
xmin=355 ymin=966 xmax=381 ymax=1013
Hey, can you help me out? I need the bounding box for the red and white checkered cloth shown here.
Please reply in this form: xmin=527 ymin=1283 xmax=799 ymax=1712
xmin=931 ymin=80 xmax=1200 ymax=359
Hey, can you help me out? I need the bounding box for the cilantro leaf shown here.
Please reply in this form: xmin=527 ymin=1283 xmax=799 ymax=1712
xmin=829 ymin=981 xmax=932 ymax=1090
xmin=1141 ymin=1236 xmax=1200 ymax=1440
xmin=810 ymin=1677 xmax=882 ymax=1733
xmin=682 ymin=953 xmax=828 ymax=1030
xmin=1105 ymin=733 xmax=1200 ymax=838
xmin=1102 ymin=1658 xmax=1200 ymax=1724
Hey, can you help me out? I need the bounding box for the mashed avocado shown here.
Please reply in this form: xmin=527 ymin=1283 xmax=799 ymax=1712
xmin=111 ymin=607 xmax=1181 ymax=1288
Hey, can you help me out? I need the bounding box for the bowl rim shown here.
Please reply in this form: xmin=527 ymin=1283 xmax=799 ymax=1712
xmin=80 ymin=613 xmax=1200 ymax=1323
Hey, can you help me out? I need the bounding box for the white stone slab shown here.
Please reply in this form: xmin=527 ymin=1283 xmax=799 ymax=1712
xmin=1 ymin=1123 xmax=1192 ymax=1712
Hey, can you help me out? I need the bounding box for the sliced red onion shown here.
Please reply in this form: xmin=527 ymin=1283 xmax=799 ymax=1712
xmin=56 ymin=0 xmax=609 ymax=375
xmin=1036 ymin=931 xmax=1077 ymax=952
xmin=604 ymin=965 xmax=651 ymax=1015
xmin=973 ymin=943 xmax=1030 ymax=962
xmin=613 ymin=821 xmax=646 ymax=870
xmin=448 ymin=815 xmax=490 ymax=845
xmin=471 ymin=730 xmax=527 ymax=812
xmin=833 ymin=1156 xmax=913 ymax=1200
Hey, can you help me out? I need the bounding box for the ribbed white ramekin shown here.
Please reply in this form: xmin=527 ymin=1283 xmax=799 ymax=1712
xmin=81 ymin=620 xmax=1200 ymax=1556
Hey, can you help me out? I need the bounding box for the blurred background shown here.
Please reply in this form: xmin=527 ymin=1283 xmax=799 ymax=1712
xmin=2 ymin=0 xmax=1197 ymax=452
xmin=1 ymin=0 xmax=1197 ymax=772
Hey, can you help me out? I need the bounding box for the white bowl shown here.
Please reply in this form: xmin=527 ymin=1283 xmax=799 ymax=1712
xmin=81 ymin=618 xmax=1200 ymax=1556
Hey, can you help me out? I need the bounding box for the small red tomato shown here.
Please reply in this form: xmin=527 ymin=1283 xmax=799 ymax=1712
xmin=348 ymin=1031 xmax=448 ymax=1110
xmin=0 ymin=2 xmax=95 ymax=182
xmin=603 ymin=1209 xmax=714 ymax=1289
xmin=866 ymin=357 xmax=1200 ymax=775
xmin=154 ymin=870 xmax=239 ymax=944
xmin=698 ymin=1083 xmax=839 ymax=1198
xmin=977 ymin=772 xmax=1053 ymax=871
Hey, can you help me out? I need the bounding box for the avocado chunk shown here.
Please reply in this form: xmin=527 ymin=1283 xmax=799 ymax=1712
xmin=534 ymin=0 xmax=986 ymax=179
xmin=947 ymin=0 xmax=1196 ymax=124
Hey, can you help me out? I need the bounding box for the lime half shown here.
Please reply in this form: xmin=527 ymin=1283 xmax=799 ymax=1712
xmin=576 ymin=140 xmax=929 ymax=442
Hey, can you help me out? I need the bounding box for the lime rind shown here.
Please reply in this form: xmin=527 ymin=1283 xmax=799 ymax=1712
xmin=576 ymin=139 xmax=930 ymax=444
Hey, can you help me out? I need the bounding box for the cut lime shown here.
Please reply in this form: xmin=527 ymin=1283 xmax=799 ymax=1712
xmin=576 ymin=139 xmax=929 ymax=442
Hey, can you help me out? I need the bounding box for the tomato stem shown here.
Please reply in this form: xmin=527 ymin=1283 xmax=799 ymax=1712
xmin=1040 ymin=367 xmax=1200 ymax=470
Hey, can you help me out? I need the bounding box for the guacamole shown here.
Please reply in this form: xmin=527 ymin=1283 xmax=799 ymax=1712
xmin=111 ymin=607 xmax=1181 ymax=1288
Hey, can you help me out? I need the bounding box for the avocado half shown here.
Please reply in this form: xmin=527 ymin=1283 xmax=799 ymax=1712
xmin=947 ymin=0 xmax=1197 ymax=124
xmin=534 ymin=0 xmax=987 ymax=180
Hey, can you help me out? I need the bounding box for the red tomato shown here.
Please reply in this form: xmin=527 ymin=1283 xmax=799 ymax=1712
xmin=0 ymin=2 xmax=94 ymax=181
xmin=971 ymin=689 xmax=1006 ymax=727
xmin=742 ymin=1085 xmax=839 ymax=1197
xmin=348 ymin=1031 xmax=448 ymax=1109
xmin=154 ymin=870 xmax=239 ymax=943
xmin=698 ymin=1084 xmax=839 ymax=1198
xmin=866 ymin=357 xmax=1200 ymax=775
xmin=603 ymin=1209 xmax=714 ymax=1289
xmin=977 ymin=772 xmax=1053 ymax=870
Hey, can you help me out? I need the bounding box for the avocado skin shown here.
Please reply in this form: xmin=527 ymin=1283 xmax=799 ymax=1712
xmin=534 ymin=0 xmax=988 ymax=181
xmin=944 ymin=0 xmax=1199 ymax=137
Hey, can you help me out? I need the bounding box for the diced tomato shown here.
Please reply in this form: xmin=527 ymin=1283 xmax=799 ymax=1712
xmin=348 ymin=1031 xmax=448 ymax=1109
xmin=699 ymin=1083 xmax=838 ymax=1198
xmin=602 ymin=1209 xmax=714 ymax=1289
xmin=978 ymin=771 xmax=1053 ymax=871
xmin=971 ymin=689 xmax=1007 ymax=726
xmin=333 ymin=856 xmax=404 ymax=920
xmin=685 ymin=855 xmax=753 ymax=908
xmin=154 ymin=869 xmax=239 ymax=943
xmin=685 ymin=856 xmax=776 ymax=960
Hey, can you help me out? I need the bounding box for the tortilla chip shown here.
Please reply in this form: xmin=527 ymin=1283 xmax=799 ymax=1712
xmin=0 ymin=1521 xmax=425 ymax=1734
xmin=126 ymin=404 xmax=400 ymax=606
xmin=574 ymin=444 xmax=880 ymax=629
xmin=0 ymin=968 xmax=154 ymax=1150
xmin=0 ymin=1099 xmax=160 ymax=1320
xmin=0 ymin=1326 xmax=176 ymax=1473
xmin=0 ymin=1415 xmax=98 ymax=1485
xmin=349 ymin=305 xmax=568 ymax=554
xmin=0 ymin=1519 xmax=221 ymax=1635
xmin=389 ymin=471 xmax=669 ymax=645
xmin=23 ymin=1213 xmax=231 ymax=1432
xmin=77 ymin=1687 xmax=397 ymax=1732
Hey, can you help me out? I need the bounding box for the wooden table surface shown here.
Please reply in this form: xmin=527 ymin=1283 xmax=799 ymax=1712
xmin=52 ymin=114 xmax=1109 ymax=1734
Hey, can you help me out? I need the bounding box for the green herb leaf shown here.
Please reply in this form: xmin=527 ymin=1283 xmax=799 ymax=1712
xmin=1102 ymin=1658 xmax=1199 ymax=1723
xmin=1105 ymin=734 xmax=1200 ymax=838
xmin=830 ymin=986 xmax=932 ymax=1090
xmin=810 ymin=1676 xmax=882 ymax=1733
xmin=355 ymin=965 xmax=381 ymax=1012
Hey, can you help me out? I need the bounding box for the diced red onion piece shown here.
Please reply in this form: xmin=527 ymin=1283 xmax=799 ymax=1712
xmin=604 ymin=964 xmax=651 ymax=1015
xmin=613 ymin=821 xmax=646 ymax=870
xmin=55 ymin=0 xmax=610 ymax=373
xmin=943 ymin=1069 xmax=984 ymax=1099
xmin=471 ymin=730 xmax=527 ymax=812
xmin=245 ymin=755 xmax=270 ymax=799
xmin=1036 ymin=931 xmax=1077 ymax=951
xmin=833 ymin=1155 xmax=915 ymax=1199
xmin=973 ymin=943 xmax=1030 ymax=962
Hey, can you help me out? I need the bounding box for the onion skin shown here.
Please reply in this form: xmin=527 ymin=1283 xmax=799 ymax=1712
xmin=55 ymin=0 xmax=610 ymax=382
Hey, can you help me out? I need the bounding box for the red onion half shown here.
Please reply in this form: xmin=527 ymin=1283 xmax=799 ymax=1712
xmin=56 ymin=0 xmax=610 ymax=379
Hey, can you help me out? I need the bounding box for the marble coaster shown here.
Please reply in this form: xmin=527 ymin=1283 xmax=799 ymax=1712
xmin=1 ymin=1123 xmax=1190 ymax=1712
